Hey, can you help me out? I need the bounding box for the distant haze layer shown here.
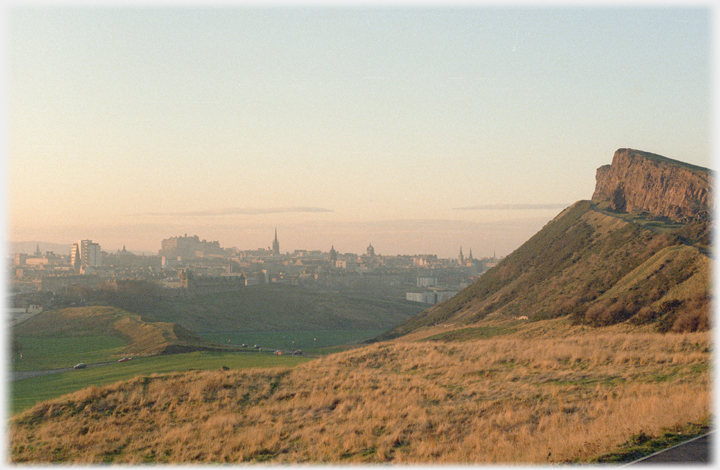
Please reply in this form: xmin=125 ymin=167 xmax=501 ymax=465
xmin=7 ymin=8 xmax=710 ymax=259
xmin=9 ymin=213 xmax=561 ymax=259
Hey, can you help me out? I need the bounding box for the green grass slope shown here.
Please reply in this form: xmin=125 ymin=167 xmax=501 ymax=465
xmin=380 ymin=201 xmax=710 ymax=340
xmin=143 ymin=283 xmax=424 ymax=334
xmin=10 ymin=351 xmax=311 ymax=415
xmin=11 ymin=306 xmax=220 ymax=367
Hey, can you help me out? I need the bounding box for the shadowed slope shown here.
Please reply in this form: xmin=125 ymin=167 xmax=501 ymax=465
xmin=13 ymin=306 xmax=213 ymax=356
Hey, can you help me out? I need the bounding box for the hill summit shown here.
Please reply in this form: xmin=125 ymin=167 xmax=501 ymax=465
xmin=592 ymin=148 xmax=712 ymax=222
xmin=382 ymin=149 xmax=711 ymax=340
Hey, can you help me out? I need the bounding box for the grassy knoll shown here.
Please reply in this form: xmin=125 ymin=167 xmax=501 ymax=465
xmin=9 ymin=317 xmax=710 ymax=464
xmin=11 ymin=335 xmax=126 ymax=371
xmin=12 ymin=306 xmax=217 ymax=360
xmin=10 ymin=351 xmax=311 ymax=415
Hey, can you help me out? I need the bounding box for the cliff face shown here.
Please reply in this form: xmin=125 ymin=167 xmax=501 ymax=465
xmin=381 ymin=148 xmax=712 ymax=340
xmin=592 ymin=148 xmax=713 ymax=222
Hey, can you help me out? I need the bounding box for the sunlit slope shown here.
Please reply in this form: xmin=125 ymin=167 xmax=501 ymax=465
xmin=9 ymin=318 xmax=710 ymax=464
xmin=380 ymin=200 xmax=710 ymax=340
xmin=13 ymin=306 xmax=214 ymax=356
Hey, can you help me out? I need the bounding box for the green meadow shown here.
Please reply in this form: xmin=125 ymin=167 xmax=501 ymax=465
xmin=9 ymin=306 xmax=383 ymax=416
xmin=9 ymin=351 xmax=311 ymax=415
xmin=11 ymin=335 xmax=127 ymax=372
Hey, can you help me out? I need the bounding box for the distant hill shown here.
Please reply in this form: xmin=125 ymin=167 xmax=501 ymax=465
xmin=13 ymin=306 xmax=223 ymax=356
xmin=380 ymin=149 xmax=712 ymax=340
xmin=130 ymin=283 xmax=425 ymax=334
xmin=9 ymin=241 xmax=152 ymax=256
xmin=9 ymin=241 xmax=72 ymax=255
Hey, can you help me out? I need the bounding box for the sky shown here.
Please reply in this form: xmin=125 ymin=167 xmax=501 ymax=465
xmin=4 ymin=3 xmax=714 ymax=259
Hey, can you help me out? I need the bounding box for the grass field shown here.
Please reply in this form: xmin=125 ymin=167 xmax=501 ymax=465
xmin=9 ymin=307 xmax=383 ymax=416
xmin=11 ymin=335 xmax=127 ymax=372
xmin=9 ymin=350 xmax=311 ymax=415
xmin=198 ymin=329 xmax=384 ymax=351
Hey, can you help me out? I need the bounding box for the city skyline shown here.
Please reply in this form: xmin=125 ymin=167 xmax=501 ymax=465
xmin=6 ymin=5 xmax=712 ymax=259
xmin=11 ymin=225 xmax=515 ymax=260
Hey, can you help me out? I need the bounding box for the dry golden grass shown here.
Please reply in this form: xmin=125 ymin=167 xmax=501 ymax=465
xmin=9 ymin=319 xmax=711 ymax=464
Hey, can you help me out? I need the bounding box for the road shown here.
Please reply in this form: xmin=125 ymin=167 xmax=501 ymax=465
xmin=627 ymin=432 xmax=713 ymax=465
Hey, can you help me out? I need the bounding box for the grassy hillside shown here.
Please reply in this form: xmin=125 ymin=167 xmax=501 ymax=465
xmin=11 ymin=306 xmax=223 ymax=367
xmin=379 ymin=201 xmax=710 ymax=340
xmin=10 ymin=351 xmax=311 ymax=415
xmin=9 ymin=317 xmax=710 ymax=464
xmin=144 ymin=283 xmax=424 ymax=333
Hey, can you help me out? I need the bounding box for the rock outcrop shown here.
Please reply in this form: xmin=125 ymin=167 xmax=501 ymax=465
xmin=381 ymin=148 xmax=712 ymax=340
xmin=592 ymin=148 xmax=713 ymax=222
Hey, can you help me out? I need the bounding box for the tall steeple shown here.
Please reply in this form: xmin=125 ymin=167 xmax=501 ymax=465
xmin=272 ymin=228 xmax=280 ymax=255
xmin=459 ymin=246 xmax=464 ymax=265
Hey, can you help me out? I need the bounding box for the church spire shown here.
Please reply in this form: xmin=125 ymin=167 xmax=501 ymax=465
xmin=272 ymin=228 xmax=280 ymax=255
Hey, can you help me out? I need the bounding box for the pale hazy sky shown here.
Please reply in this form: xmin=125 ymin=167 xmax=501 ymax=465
xmin=5 ymin=3 xmax=713 ymax=258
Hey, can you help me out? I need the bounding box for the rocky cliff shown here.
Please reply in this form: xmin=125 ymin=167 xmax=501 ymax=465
xmin=592 ymin=148 xmax=713 ymax=222
xmin=381 ymin=149 xmax=712 ymax=340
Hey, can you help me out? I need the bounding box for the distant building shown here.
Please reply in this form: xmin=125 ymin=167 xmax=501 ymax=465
xmin=71 ymin=244 xmax=80 ymax=271
xmin=406 ymin=290 xmax=458 ymax=305
xmin=417 ymin=277 xmax=438 ymax=288
xmin=413 ymin=254 xmax=437 ymax=267
xmin=13 ymin=254 xmax=27 ymax=266
xmin=272 ymin=229 xmax=280 ymax=255
xmin=366 ymin=243 xmax=376 ymax=258
xmin=70 ymin=239 xmax=101 ymax=271
xmin=179 ymin=268 xmax=246 ymax=294
xmin=80 ymin=240 xmax=101 ymax=267
xmin=41 ymin=274 xmax=102 ymax=294
xmin=159 ymin=234 xmax=223 ymax=259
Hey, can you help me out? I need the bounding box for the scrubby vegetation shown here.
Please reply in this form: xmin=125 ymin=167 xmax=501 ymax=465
xmin=10 ymin=318 xmax=710 ymax=464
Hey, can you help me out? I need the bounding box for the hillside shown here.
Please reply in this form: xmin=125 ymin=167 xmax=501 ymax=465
xmin=8 ymin=148 xmax=712 ymax=464
xmin=9 ymin=317 xmax=710 ymax=463
xmin=108 ymin=283 xmax=424 ymax=334
xmin=592 ymin=148 xmax=712 ymax=222
xmin=12 ymin=306 xmax=222 ymax=357
xmin=380 ymin=149 xmax=711 ymax=340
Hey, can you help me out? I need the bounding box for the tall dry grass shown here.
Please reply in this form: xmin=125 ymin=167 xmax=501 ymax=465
xmin=9 ymin=324 xmax=711 ymax=464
